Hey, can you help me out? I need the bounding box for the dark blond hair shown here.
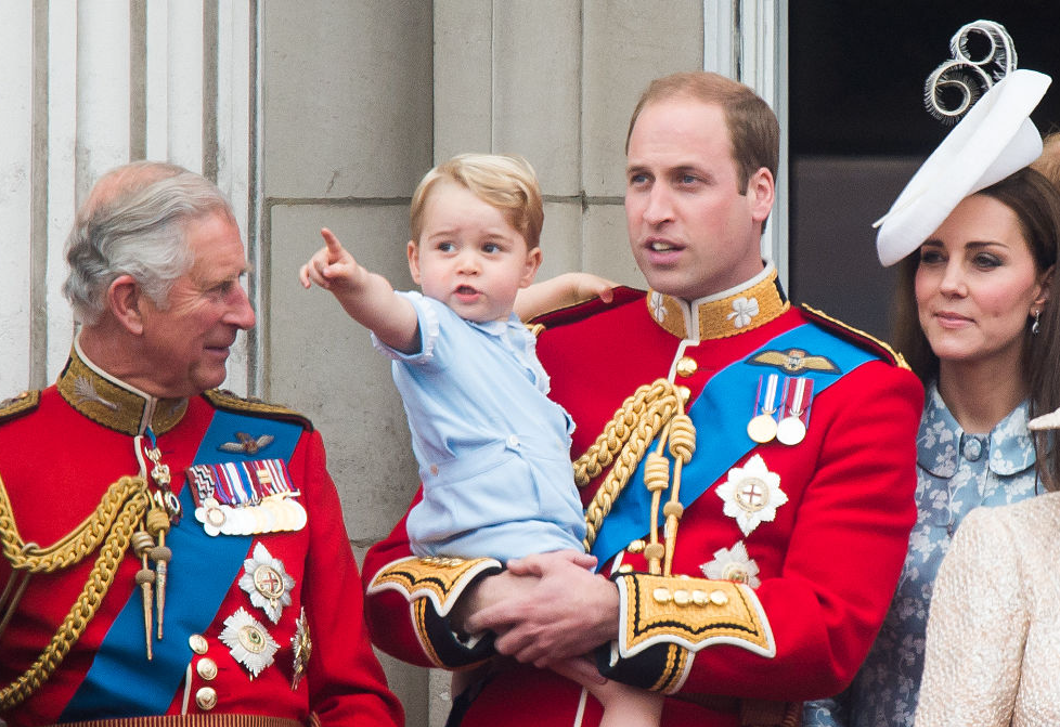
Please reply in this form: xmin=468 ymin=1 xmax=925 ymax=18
xmin=409 ymin=153 xmax=544 ymax=249
xmin=625 ymin=71 xmax=779 ymax=194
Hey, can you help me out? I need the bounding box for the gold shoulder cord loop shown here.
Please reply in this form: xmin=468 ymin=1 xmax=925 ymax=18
xmin=575 ymin=378 xmax=696 ymax=575
xmin=0 ymin=474 xmax=150 ymax=711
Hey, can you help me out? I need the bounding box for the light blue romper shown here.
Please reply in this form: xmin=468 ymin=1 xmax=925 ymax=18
xmin=374 ymin=291 xmax=586 ymax=562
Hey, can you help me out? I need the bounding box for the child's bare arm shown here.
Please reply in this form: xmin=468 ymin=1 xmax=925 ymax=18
xmin=550 ymin=657 xmax=663 ymax=727
xmin=299 ymin=228 xmax=420 ymax=353
xmin=514 ymin=272 xmax=616 ymax=321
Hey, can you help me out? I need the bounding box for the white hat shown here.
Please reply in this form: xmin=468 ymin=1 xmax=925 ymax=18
xmin=874 ymin=68 xmax=1051 ymax=267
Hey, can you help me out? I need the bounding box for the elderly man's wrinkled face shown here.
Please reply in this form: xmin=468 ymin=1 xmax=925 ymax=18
xmin=138 ymin=213 xmax=256 ymax=397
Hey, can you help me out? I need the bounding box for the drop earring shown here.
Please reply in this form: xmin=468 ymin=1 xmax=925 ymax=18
xmin=1032 ymin=309 xmax=1042 ymax=335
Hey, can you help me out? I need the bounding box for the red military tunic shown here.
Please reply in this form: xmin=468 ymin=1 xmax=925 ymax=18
xmin=0 ymin=345 xmax=403 ymax=726
xmin=363 ymin=270 xmax=922 ymax=726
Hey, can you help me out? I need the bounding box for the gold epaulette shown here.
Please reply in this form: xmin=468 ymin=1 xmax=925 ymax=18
xmin=203 ymin=389 xmax=313 ymax=431
xmin=0 ymin=391 xmax=41 ymax=425
xmin=801 ymin=304 xmax=911 ymax=371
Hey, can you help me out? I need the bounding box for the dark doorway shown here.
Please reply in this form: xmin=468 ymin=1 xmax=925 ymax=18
xmin=789 ymin=3 xmax=1060 ymax=340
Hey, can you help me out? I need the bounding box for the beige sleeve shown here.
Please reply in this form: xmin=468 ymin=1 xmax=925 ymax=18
xmin=914 ymin=506 xmax=1027 ymax=727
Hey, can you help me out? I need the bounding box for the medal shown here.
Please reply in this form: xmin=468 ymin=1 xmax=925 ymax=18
xmin=777 ymin=377 xmax=813 ymax=446
xmin=239 ymin=542 xmax=295 ymax=624
xmin=219 ymin=607 xmax=279 ymax=679
xmin=291 ymin=607 xmax=312 ymax=691
xmin=189 ymin=458 xmax=307 ymax=536
xmin=716 ymin=454 xmax=789 ymax=536
xmin=747 ymin=374 xmax=780 ymax=443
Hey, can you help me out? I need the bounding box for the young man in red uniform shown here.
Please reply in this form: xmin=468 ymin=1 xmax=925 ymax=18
xmin=363 ymin=71 xmax=923 ymax=726
xmin=0 ymin=162 xmax=403 ymax=726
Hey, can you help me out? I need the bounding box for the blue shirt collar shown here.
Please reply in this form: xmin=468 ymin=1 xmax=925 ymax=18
xmin=917 ymin=382 xmax=1035 ymax=479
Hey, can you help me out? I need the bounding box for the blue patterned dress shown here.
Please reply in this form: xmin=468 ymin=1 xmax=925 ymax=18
xmin=803 ymin=382 xmax=1039 ymax=727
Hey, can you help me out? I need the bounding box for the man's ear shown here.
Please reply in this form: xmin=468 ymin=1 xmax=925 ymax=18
xmin=107 ymin=274 xmax=145 ymax=335
xmin=747 ymin=167 xmax=775 ymax=225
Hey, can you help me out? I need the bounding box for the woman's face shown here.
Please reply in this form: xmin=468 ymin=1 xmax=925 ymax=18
xmin=915 ymin=193 xmax=1049 ymax=370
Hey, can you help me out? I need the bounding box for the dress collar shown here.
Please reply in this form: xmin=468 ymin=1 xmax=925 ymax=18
xmin=917 ymin=382 xmax=1035 ymax=478
xmin=645 ymin=262 xmax=790 ymax=341
xmin=57 ymin=337 xmax=189 ymax=437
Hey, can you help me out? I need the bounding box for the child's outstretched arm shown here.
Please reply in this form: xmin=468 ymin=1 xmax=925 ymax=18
xmin=299 ymin=228 xmax=420 ymax=353
xmin=514 ymin=272 xmax=616 ymax=321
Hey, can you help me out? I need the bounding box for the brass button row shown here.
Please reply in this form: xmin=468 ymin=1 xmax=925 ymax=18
xmin=189 ymin=633 xmax=217 ymax=711
xmin=652 ymin=586 xmax=729 ymax=607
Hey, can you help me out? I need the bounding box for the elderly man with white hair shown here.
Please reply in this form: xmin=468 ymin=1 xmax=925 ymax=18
xmin=0 ymin=161 xmax=403 ymax=727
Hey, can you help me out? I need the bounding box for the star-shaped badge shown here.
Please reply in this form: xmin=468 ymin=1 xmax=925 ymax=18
xmin=701 ymin=541 xmax=761 ymax=588
xmin=715 ymin=454 xmax=788 ymax=536
xmin=239 ymin=542 xmax=296 ymax=624
xmin=291 ymin=607 xmax=312 ymax=691
xmin=219 ymin=607 xmax=279 ymax=679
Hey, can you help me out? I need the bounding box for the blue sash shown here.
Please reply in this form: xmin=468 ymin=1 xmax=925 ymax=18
xmin=61 ymin=410 xmax=302 ymax=719
xmin=590 ymin=323 xmax=877 ymax=565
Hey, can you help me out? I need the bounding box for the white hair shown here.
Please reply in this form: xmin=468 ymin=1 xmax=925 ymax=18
xmin=62 ymin=161 xmax=236 ymax=325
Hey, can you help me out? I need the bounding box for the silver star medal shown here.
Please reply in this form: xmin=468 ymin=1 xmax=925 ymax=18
xmin=715 ymin=454 xmax=788 ymax=536
xmin=239 ymin=542 xmax=295 ymax=624
xmin=701 ymin=541 xmax=761 ymax=588
xmin=219 ymin=607 xmax=279 ymax=678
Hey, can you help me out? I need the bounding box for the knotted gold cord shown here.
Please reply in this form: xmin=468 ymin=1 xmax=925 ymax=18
xmin=575 ymin=379 xmax=690 ymax=553
xmin=0 ymin=475 xmax=150 ymax=711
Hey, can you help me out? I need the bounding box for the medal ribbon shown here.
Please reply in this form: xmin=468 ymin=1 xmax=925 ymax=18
xmin=590 ymin=323 xmax=877 ymax=565
xmin=62 ymin=409 xmax=303 ymax=719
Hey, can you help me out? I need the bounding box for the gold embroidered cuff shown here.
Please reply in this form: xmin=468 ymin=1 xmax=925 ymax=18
xmin=367 ymin=555 xmax=503 ymax=617
xmin=614 ymin=573 xmax=775 ymax=658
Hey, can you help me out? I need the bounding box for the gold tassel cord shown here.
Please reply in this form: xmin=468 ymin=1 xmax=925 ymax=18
xmin=661 ymin=413 xmax=695 ymax=576
xmin=0 ymin=476 xmax=148 ymax=574
xmin=574 ymin=379 xmax=685 ymax=552
xmin=0 ymin=475 xmax=150 ymax=711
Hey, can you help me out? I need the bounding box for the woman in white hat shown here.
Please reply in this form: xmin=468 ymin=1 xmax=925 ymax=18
xmin=911 ymin=139 xmax=1060 ymax=727
xmin=805 ymin=51 xmax=1060 ymax=727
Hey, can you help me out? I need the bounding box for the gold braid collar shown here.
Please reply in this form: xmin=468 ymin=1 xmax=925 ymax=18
xmin=647 ymin=265 xmax=789 ymax=341
xmin=57 ymin=344 xmax=187 ymax=437
xmin=0 ymin=474 xmax=151 ymax=711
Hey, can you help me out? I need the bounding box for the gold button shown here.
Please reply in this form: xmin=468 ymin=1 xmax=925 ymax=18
xmin=196 ymin=657 xmax=218 ymax=681
xmin=673 ymin=589 xmax=691 ymax=606
xmin=675 ymin=357 xmax=698 ymax=377
xmin=188 ymin=634 xmax=208 ymax=655
xmin=617 ymin=563 xmax=634 ymax=573
xmin=626 ymin=539 xmax=646 ymax=554
xmin=195 ymin=686 xmax=218 ymax=711
xmin=652 ymin=587 xmax=672 ymax=604
xmin=692 ymin=590 xmax=709 ymax=606
xmin=709 ymin=590 xmax=729 ymax=606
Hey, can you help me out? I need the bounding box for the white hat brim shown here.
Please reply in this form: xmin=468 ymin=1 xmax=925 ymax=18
xmin=875 ymin=69 xmax=1051 ymax=267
